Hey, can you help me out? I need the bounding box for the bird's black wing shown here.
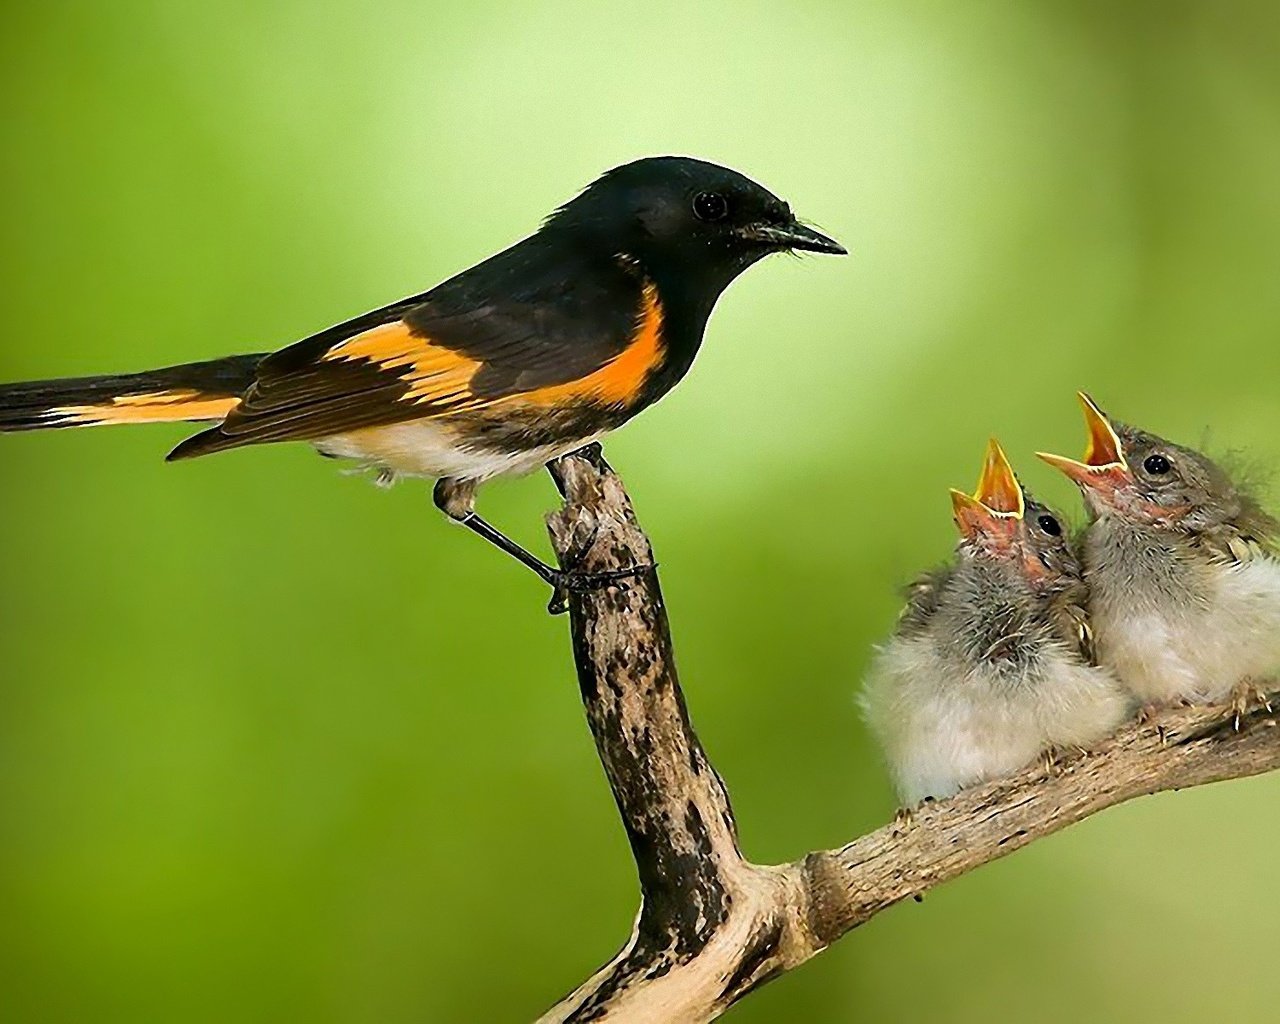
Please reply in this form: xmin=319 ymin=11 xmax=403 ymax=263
xmin=169 ymin=252 xmax=660 ymax=460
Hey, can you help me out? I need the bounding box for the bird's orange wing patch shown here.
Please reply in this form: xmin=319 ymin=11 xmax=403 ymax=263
xmin=319 ymin=282 xmax=664 ymax=414
xmin=505 ymin=283 xmax=665 ymax=409
xmin=322 ymin=321 xmax=482 ymax=411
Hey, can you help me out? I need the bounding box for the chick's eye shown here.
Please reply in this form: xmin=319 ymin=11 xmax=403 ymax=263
xmin=1143 ymin=454 xmax=1172 ymax=475
xmin=1037 ymin=515 xmax=1062 ymax=537
xmin=692 ymin=191 xmax=729 ymax=222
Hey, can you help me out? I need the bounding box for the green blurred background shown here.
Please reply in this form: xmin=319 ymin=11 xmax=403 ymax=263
xmin=2 ymin=2 xmax=1278 ymax=1021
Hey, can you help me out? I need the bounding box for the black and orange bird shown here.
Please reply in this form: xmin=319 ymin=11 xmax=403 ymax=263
xmin=0 ymin=156 xmax=844 ymax=606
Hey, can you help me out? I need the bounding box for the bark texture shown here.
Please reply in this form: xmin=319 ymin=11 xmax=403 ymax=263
xmin=538 ymin=446 xmax=1280 ymax=1024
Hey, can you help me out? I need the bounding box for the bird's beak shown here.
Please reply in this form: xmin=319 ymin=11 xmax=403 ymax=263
xmin=974 ymin=438 xmax=1025 ymax=517
xmin=1036 ymin=392 xmax=1131 ymax=492
xmin=951 ymin=439 xmax=1024 ymax=544
xmin=738 ymin=220 xmax=847 ymax=255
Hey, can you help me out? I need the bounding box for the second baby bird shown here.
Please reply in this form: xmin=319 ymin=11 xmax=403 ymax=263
xmin=1038 ymin=393 xmax=1280 ymax=720
xmin=861 ymin=440 xmax=1130 ymax=805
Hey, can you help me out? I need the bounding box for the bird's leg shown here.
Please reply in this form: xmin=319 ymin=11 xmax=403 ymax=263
xmin=434 ymin=476 xmax=559 ymax=584
xmin=434 ymin=476 xmax=649 ymax=615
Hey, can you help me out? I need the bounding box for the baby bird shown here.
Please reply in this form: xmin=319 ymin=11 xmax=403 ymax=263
xmin=1038 ymin=393 xmax=1280 ymax=719
xmin=861 ymin=440 xmax=1130 ymax=805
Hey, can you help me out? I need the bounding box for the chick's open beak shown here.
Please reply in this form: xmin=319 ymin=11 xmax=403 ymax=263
xmin=1036 ymin=392 xmax=1131 ymax=491
xmin=951 ymin=439 xmax=1024 ymax=544
xmin=975 ymin=438 xmax=1025 ymax=516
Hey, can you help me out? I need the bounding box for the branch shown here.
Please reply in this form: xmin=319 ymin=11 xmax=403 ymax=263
xmin=537 ymin=447 xmax=1280 ymax=1024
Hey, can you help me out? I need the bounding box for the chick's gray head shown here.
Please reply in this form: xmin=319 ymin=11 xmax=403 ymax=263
xmin=1038 ymin=393 xmax=1276 ymax=537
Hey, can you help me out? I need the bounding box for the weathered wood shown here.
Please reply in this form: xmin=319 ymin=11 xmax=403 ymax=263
xmin=538 ymin=447 xmax=1280 ymax=1024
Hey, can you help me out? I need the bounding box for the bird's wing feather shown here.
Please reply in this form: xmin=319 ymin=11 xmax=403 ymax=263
xmin=897 ymin=565 xmax=953 ymax=635
xmin=169 ymin=276 xmax=663 ymax=460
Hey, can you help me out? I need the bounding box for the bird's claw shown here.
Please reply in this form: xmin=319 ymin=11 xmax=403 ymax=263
xmin=1136 ymin=703 xmax=1170 ymax=745
xmin=1041 ymin=745 xmax=1089 ymax=776
xmin=546 ymin=564 xmax=655 ymax=615
xmin=893 ymin=798 xmax=935 ymax=834
xmin=1227 ymin=682 xmax=1273 ymax=732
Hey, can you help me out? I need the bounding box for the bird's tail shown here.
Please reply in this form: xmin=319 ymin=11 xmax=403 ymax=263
xmin=0 ymin=354 xmax=264 ymax=432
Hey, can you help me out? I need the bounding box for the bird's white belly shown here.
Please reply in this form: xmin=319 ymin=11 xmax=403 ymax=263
xmin=897 ymin=684 xmax=1046 ymax=805
xmin=1096 ymin=557 xmax=1280 ymax=705
xmin=861 ymin=637 xmax=1128 ymax=805
xmin=317 ymin=420 xmax=601 ymax=482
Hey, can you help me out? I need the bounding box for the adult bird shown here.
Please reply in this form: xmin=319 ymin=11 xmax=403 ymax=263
xmin=0 ymin=156 xmax=845 ymax=607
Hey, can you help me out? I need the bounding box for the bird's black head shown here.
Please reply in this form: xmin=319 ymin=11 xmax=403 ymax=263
xmin=544 ymin=156 xmax=845 ymax=291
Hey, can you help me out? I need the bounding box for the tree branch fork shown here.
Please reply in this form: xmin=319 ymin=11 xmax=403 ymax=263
xmin=535 ymin=448 xmax=1280 ymax=1024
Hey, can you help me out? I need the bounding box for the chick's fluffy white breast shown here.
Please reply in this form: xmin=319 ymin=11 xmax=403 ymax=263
xmin=861 ymin=563 xmax=1130 ymax=806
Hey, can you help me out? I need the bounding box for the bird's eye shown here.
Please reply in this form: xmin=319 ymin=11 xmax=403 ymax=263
xmin=1143 ymin=454 xmax=1172 ymax=475
xmin=692 ymin=191 xmax=729 ymax=223
xmin=1037 ymin=514 xmax=1062 ymax=537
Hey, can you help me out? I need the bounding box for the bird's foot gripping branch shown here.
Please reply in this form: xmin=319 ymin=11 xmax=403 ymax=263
xmin=537 ymin=446 xmax=1280 ymax=1024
